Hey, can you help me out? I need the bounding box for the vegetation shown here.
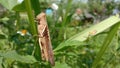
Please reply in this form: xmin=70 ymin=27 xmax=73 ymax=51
xmin=0 ymin=0 xmax=120 ymax=68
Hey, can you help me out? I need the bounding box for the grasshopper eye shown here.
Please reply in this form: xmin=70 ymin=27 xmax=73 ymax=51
xmin=35 ymin=18 xmax=41 ymax=25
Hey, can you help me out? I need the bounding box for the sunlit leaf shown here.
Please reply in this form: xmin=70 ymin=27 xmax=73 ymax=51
xmin=0 ymin=0 xmax=18 ymax=10
xmin=70 ymin=15 xmax=120 ymax=41
xmin=54 ymin=15 xmax=120 ymax=51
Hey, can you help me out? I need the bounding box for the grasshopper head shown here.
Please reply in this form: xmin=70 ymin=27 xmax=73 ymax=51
xmin=36 ymin=12 xmax=46 ymax=21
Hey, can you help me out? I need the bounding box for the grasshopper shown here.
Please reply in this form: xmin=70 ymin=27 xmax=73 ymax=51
xmin=36 ymin=12 xmax=55 ymax=66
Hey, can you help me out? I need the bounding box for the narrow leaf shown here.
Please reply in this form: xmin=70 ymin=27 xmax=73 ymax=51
xmin=92 ymin=22 xmax=120 ymax=68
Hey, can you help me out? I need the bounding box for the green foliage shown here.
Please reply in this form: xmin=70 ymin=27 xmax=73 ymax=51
xmin=0 ymin=0 xmax=120 ymax=68
xmin=92 ymin=22 xmax=120 ymax=68
xmin=0 ymin=0 xmax=18 ymax=10
xmin=53 ymin=62 xmax=71 ymax=68
xmin=0 ymin=50 xmax=37 ymax=63
xmin=12 ymin=1 xmax=26 ymax=12
xmin=54 ymin=15 xmax=120 ymax=51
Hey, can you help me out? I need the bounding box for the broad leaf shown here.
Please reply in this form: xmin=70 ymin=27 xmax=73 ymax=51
xmin=0 ymin=50 xmax=37 ymax=64
xmin=12 ymin=1 xmax=26 ymax=12
xmin=54 ymin=15 xmax=120 ymax=51
xmin=0 ymin=0 xmax=18 ymax=10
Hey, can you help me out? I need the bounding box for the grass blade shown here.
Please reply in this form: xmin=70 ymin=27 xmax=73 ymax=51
xmin=92 ymin=22 xmax=120 ymax=68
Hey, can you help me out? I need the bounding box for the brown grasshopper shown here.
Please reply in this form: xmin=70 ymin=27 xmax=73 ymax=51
xmin=36 ymin=12 xmax=55 ymax=66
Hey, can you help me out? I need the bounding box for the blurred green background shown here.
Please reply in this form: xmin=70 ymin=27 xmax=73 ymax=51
xmin=0 ymin=0 xmax=120 ymax=68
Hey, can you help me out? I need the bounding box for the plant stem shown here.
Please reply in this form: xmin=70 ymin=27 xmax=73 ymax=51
xmin=24 ymin=0 xmax=37 ymax=34
xmin=24 ymin=0 xmax=41 ymax=60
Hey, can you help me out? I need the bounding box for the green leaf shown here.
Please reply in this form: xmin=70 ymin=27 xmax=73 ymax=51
xmin=0 ymin=17 xmax=9 ymax=22
xmin=70 ymin=15 xmax=120 ymax=41
xmin=12 ymin=1 xmax=26 ymax=12
xmin=54 ymin=40 xmax=86 ymax=52
xmin=0 ymin=57 xmax=3 ymax=68
xmin=61 ymin=40 xmax=86 ymax=47
xmin=53 ymin=62 xmax=71 ymax=68
xmin=0 ymin=34 xmax=6 ymax=39
xmin=0 ymin=50 xmax=37 ymax=64
xmin=0 ymin=0 xmax=18 ymax=10
xmin=30 ymin=0 xmax=41 ymax=15
xmin=92 ymin=22 xmax=120 ymax=68
xmin=54 ymin=15 xmax=120 ymax=51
